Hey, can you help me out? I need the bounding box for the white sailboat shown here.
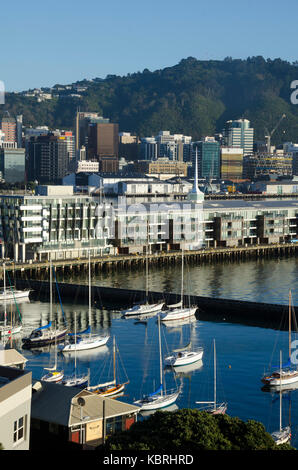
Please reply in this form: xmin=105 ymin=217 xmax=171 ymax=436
xmin=87 ymin=336 xmax=129 ymax=397
xmin=122 ymin=245 xmax=164 ymax=317
xmin=161 ymin=250 xmax=197 ymax=322
xmin=22 ymin=258 xmax=67 ymax=347
xmin=61 ymin=251 xmax=109 ymax=352
xmin=0 ymin=264 xmax=23 ymax=337
xmin=262 ymin=290 xmax=298 ymax=387
xmin=0 ymin=262 xmax=30 ymax=303
xmin=196 ymin=339 xmax=227 ymax=414
xmin=271 ymin=351 xmax=291 ymax=445
xmin=62 ymin=313 xmax=89 ymax=387
xmin=41 ymin=322 xmax=64 ymax=383
xmin=133 ymin=314 xmax=180 ymax=411
xmin=164 ymin=311 xmax=203 ymax=367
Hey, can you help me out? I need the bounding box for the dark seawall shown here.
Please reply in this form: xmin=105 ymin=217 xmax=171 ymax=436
xmin=14 ymin=278 xmax=293 ymax=330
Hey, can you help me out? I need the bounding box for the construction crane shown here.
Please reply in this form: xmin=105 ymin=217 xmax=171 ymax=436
xmin=264 ymin=114 xmax=286 ymax=154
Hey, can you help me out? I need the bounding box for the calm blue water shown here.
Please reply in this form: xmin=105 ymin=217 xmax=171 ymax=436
xmin=2 ymin=256 xmax=298 ymax=448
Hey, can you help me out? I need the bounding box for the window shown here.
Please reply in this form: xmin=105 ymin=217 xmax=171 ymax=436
xmin=13 ymin=416 xmax=26 ymax=445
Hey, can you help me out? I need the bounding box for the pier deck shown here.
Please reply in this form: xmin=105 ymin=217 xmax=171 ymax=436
xmin=1 ymin=242 xmax=297 ymax=279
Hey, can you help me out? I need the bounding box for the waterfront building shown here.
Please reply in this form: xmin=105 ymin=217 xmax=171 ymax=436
xmin=220 ymin=147 xmax=244 ymax=180
xmin=0 ymin=185 xmax=113 ymax=261
xmin=192 ymin=138 xmax=221 ymax=179
xmin=2 ymin=180 xmax=298 ymax=260
xmin=0 ymin=366 xmax=32 ymax=450
xmin=0 ymin=148 xmax=26 ymax=183
xmin=222 ymin=119 xmax=254 ymax=156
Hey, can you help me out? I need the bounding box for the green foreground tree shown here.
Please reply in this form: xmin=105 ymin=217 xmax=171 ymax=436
xmin=100 ymin=409 xmax=294 ymax=451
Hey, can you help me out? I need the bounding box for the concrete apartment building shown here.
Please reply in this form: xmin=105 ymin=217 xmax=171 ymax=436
xmin=0 ymin=365 xmax=32 ymax=450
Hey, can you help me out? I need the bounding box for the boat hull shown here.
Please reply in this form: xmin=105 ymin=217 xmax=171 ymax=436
xmin=22 ymin=328 xmax=68 ymax=348
xmin=41 ymin=371 xmax=64 ymax=383
xmin=0 ymin=324 xmax=22 ymax=337
xmin=61 ymin=335 xmax=110 ymax=352
xmin=134 ymin=391 xmax=179 ymax=411
xmin=0 ymin=289 xmax=30 ymax=302
xmin=161 ymin=307 xmax=197 ymax=322
xmin=271 ymin=427 xmax=291 ymax=445
xmin=165 ymin=349 xmax=203 ymax=367
xmin=262 ymin=370 xmax=298 ymax=387
xmin=123 ymin=302 xmax=164 ymax=317
xmin=92 ymin=383 xmax=126 ymax=397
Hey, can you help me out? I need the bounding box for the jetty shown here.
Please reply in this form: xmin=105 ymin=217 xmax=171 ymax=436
xmin=1 ymin=242 xmax=298 ymax=280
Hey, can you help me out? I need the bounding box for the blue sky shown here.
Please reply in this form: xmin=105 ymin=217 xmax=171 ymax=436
xmin=1 ymin=0 xmax=297 ymax=91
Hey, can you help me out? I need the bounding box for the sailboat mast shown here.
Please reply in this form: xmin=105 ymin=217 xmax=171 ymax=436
xmin=158 ymin=315 xmax=163 ymax=396
xmin=3 ymin=263 xmax=6 ymax=327
xmin=89 ymin=250 xmax=91 ymax=338
xmin=289 ymin=290 xmax=292 ymax=360
xmin=146 ymin=244 xmax=149 ymax=301
xmin=50 ymin=256 xmax=53 ymax=324
xmin=74 ymin=312 xmax=77 ymax=379
xmin=214 ymin=339 xmax=217 ymax=410
xmin=113 ymin=336 xmax=116 ymax=383
xmin=279 ymin=350 xmax=282 ymax=432
xmin=181 ymin=250 xmax=184 ymax=307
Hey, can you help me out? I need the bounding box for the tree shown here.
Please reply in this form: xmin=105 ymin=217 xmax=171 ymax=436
xmin=99 ymin=409 xmax=294 ymax=451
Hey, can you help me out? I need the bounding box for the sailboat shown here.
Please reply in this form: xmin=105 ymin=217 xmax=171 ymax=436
xmin=121 ymin=244 xmax=164 ymax=317
xmin=164 ymin=311 xmax=203 ymax=367
xmin=133 ymin=314 xmax=181 ymax=411
xmin=0 ymin=262 xmax=31 ymax=303
xmin=22 ymin=258 xmax=68 ymax=348
xmin=161 ymin=250 xmax=197 ymax=322
xmin=87 ymin=336 xmax=129 ymax=397
xmin=262 ymin=290 xmax=298 ymax=387
xmin=0 ymin=264 xmax=23 ymax=337
xmin=62 ymin=313 xmax=89 ymax=387
xmin=271 ymin=351 xmax=291 ymax=445
xmin=196 ymin=339 xmax=227 ymax=415
xmin=61 ymin=251 xmax=109 ymax=352
xmin=41 ymin=322 xmax=64 ymax=383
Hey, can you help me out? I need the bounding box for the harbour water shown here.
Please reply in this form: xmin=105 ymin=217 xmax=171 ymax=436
xmin=2 ymin=255 xmax=298 ymax=448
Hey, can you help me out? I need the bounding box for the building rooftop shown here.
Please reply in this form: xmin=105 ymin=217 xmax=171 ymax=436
xmin=31 ymin=381 xmax=140 ymax=428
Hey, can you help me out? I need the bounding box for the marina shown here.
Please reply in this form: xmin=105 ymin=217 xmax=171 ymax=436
xmin=2 ymin=255 xmax=298 ymax=447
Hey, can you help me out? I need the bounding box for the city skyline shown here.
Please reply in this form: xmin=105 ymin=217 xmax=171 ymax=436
xmin=1 ymin=0 xmax=298 ymax=92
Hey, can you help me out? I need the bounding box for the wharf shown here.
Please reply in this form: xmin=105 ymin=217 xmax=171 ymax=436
xmin=14 ymin=278 xmax=294 ymax=330
xmin=2 ymin=242 xmax=298 ymax=280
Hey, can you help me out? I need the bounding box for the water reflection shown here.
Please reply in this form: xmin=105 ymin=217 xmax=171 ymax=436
xmin=58 ymin=257 xmax=298 ymax=306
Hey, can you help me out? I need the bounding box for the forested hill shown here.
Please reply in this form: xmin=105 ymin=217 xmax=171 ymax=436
xmin=2 ymin=56 xmax=298 ymax=145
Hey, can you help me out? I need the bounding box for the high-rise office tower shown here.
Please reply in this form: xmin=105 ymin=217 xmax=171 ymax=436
xmin=222 ymin=119 xmax=254 ymax=156
xmin=1 ymin=115 xmax=17 ymax=143
xmin=192 ymin=137 xmax=221 ymax=179
xmin=88 ymin=121 xmax=119 ymax=172
xmin=27 ymin=134 xmax=69 ymax=183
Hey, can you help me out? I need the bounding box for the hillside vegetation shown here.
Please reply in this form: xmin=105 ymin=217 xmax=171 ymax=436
xmin=2 ymin=56 xmax=298 ymax=145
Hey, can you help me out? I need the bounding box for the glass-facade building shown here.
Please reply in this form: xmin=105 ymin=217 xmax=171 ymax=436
xmin=0 ymin=148 xmax=25 ymax=183
xmin=192 ymin=139 xmax=221 ymax=179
